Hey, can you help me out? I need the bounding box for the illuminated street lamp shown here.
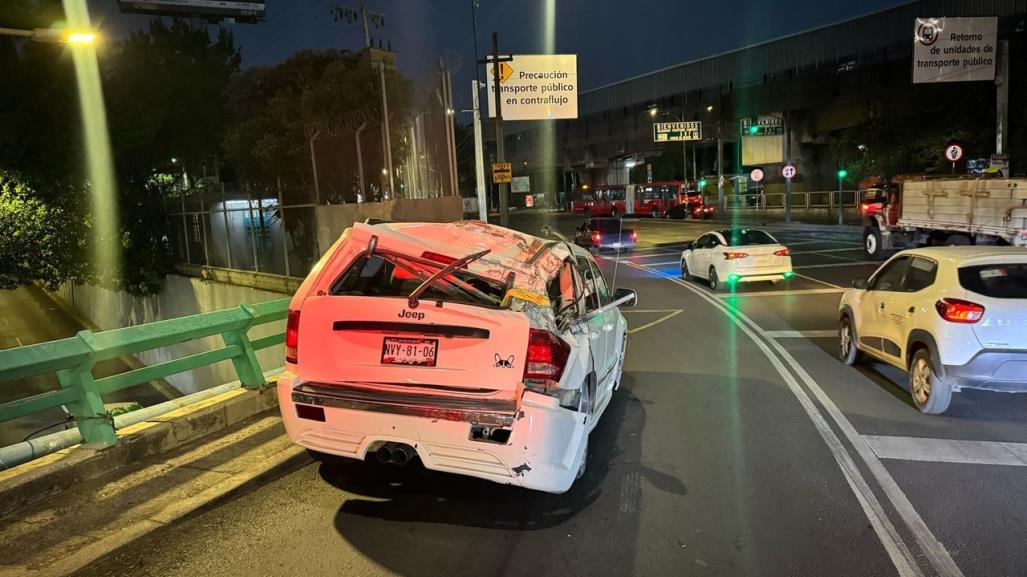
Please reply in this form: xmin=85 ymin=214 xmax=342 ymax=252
xmin=0 ymin=26 xmax=99 ymax=44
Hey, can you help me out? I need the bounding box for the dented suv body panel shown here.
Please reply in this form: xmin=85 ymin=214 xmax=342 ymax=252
xmin=278 ymin=221 xmax=630 ymax=493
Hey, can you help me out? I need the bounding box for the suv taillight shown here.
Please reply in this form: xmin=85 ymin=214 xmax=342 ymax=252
xmin=935 ymin=298 xmax=985 ymax=323
xmin=286 ymin=309 xmax=300 ymax=364
xmin=523 ymin=329 xmax=570 ymax=387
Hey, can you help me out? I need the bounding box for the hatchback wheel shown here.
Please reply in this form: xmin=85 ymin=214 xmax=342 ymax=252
xmin=909 ymin=349 xmax=952 ymax=415
xmin=838 ymin=317 xmax=862 ymax=366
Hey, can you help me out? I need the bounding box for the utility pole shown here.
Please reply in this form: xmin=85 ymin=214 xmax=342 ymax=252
xmin=483 ymin=33 xmax=513 ymax=227
xmin=996 ymin=39 xmax=1009 ymax=156
xmin=472 ymin=80 xmax=487 ymax=220
xmin=379 ymin=60 xmax=394 ymax=195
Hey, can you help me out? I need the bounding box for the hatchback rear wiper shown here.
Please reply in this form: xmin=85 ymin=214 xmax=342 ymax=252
xmin=408 ymin=248 xmax=490 ymax=309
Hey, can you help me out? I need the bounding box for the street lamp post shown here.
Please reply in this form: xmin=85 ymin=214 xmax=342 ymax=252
xmin=837 ymin=169 xmax=848 ymax=225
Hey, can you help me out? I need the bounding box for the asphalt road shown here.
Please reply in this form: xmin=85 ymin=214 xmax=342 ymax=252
xmin=0 ymin=286 xmax=175 ymax=447
xmin=74 ymin=214 xmax=1027 ymax=577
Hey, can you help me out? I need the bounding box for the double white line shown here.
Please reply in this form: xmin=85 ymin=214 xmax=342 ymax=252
xmin=625 ymin=261 xmax=964 ymax=577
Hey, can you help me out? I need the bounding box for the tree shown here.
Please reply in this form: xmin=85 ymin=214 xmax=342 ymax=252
xmin=223 ymin=50 xmax=412 ymax=186
xmin=0 ymin=173 xmax=86 ymax=290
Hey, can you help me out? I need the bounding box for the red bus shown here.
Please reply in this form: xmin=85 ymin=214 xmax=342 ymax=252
xmin=571 ymin=185 xmax=619 ymax=217
xmin=628 ymin=181 xmax=684 ymax=217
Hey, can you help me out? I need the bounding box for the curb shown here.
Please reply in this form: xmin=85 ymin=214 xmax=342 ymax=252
xmin=0 ymin=385 xmax=280 ymax=518
xmin=25 ymin=444 xmax=312 ymax=577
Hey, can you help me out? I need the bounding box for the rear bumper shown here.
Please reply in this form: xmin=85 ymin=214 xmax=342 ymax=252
xmin=277 ymin=372 xmax=586 ymax=493
xmin=944 ymin=350 xmax=1027 ymax=392
xmin=730 ymin=268 xmax=792 ymax=283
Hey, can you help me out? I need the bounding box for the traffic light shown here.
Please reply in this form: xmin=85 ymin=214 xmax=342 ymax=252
xmin=698 ymin=179 xmax=708 ymax=188
xmin=748 ymin=125 xmax=760 ymax=135
xmin=837 ymin=169 xmax=848 ymax=179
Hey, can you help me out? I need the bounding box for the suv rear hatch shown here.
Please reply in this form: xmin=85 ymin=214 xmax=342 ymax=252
xmin=957 ymin=258 xmax=1027 ymax=350
xmin=293 ymin=242 xmax=531 ymax=413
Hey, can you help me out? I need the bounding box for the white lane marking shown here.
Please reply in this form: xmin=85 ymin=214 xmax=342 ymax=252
xmin=621 ymin=309 xmax=682 ymax=314
xmin=765 ymin=330 xmax=839 ymax=339
xmin=15 ymin=337 xmax=24 ymax=347
xmin=795 ymin=273 xmax=844 ymax=289
xmin=626 ymin=310 xmax=683 ymax=335
xmin=627 ymin=262 xmax=925 ymax=577
xmin=637 ymin=260 xmax=682 ymax=267
xmin=794 ymin=262 xmax=878 ymax=270
xmin=865 ymin=436 xmax=1027 ymax=466
xmin=629 ymin=252 xmax=681 ymax=259
xmin=792 ymin=247 xmax=869 ymax=254
xmin=715 ymin=288 xmax=842 ymax=298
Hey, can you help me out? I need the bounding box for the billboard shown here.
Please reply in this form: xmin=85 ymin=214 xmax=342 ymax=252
xmin=913 ymin=17 xmax=997 ymax=83
xmin=486 ymin=55 xmax=578 ymax=120
xmin=117 ymin=1 xmax=266 ymax=23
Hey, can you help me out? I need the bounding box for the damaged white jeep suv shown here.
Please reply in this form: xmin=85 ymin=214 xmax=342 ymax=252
xmin=278 ymin=220 xmax=635 ymax=493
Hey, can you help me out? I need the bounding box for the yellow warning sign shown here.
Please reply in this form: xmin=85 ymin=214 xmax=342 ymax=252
xmin=499 ymin=62 xmax=514 ymax=84
xmin=492 ymin=162 xmax=512 ymax=184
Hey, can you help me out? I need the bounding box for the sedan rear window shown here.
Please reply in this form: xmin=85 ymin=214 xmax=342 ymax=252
xmin=721 ymin=229 xmax=776 ymax=246
xmin=331 ymin=255 xmax=507 ymax=307
xmin=958 ymin=264 xmax=1027 ymax=299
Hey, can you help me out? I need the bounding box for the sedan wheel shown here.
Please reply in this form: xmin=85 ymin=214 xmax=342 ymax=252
xmin=909 ymin=349 xmax=952 ymax=415
xmin=708 ymin=267 xmax=721 ymax=291
xmin=681 ymin=260 xmax=691 ymax=281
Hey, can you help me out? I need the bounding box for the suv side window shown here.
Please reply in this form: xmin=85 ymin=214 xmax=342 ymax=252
xmin=904 ymin=257 xmax=938 ymax=292
xmin=575 ymin=255 xmax=601 ymax=312
xmin=869 ymin=256 xmax=910 ymax=292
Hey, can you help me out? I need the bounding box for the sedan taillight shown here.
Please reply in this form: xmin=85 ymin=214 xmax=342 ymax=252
xmin=286 ymin=309 xmax=300 ymax=364
xmin=774 ymin=248 xmax=791 ymax=257
xmin=523 ymin=329 xmax=570 ymax=387
xmin=723 ymin=252 xmax=748 ymax=260
xmin=935 ymin=298 xmax=985 ymax=323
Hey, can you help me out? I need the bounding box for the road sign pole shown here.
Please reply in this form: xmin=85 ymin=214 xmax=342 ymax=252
xmin=472 ymin=80 xmax=487 ymax=221
xmin=491 ymin=33 xmax=509 ymax=227
xmin=785 ymin=177 xmax=792 ymax=223
xmin=837 ymin=176 xmax=844 ymax=225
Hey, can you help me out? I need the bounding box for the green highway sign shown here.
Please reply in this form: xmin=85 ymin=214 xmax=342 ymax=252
xmin=653 ymin=121 xmax=702 ymax=142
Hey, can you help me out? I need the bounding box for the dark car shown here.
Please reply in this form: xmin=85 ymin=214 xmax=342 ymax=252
xmin=665 ymin=202 xmax=714 ymax=220
xmin=574 ymin=218 xmax=637 ymax=252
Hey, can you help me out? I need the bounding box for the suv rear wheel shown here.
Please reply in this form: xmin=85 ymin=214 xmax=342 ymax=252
xmin=909 ymin=349 xmax=952 ymax=415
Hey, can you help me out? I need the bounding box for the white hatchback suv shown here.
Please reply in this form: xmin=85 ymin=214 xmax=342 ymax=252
xmin=278 ymin=220 xmax=636 ymax=493
xmin=838 ymin=246 xmax=1027 ymax=414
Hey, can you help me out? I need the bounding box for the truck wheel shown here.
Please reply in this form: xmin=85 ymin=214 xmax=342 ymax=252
xmin=909 ymin=349 xmax=952 ymax=415
xmin=863 ymin=227 xmax=883 ymax=260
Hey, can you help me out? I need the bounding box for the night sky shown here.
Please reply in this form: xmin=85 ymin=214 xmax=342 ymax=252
xmin=87 ymin=0 xmax=906 ymax=109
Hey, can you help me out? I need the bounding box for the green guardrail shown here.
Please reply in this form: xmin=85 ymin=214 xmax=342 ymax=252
xmin=0 ymin=298 xmax=290 ymax=447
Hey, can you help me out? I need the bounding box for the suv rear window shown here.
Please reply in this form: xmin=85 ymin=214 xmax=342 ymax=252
xmin=958 ymin=263 xmax=1027 ymax=299
xmin=331 ymin=255 xmax=507 ymax=307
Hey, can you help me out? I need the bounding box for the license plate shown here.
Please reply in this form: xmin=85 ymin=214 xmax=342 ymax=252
xmin=381 ymin=337 xmax=438 ymax=367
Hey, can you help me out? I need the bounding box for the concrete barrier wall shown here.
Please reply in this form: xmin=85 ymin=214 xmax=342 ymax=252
xmin=315 ymin=196 xmax=464 ymax=251
xmin=53 ymin=275 xmax=288 ymax=395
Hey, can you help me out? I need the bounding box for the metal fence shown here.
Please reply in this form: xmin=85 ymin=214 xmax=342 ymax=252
xmin=719 ymin=190 xmax=860 ymax=210
xmin=167 ymin=180 xmax=319 ymax=279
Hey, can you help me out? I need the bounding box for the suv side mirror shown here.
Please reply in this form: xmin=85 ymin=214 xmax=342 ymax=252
xmin=613 ymin=287 xmax=637 ymax=307
xmin=852 ymin=278 xmax=868 ymax=290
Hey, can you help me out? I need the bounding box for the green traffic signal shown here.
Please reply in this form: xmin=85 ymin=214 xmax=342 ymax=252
xmin=698 ymin=179 xmax=708 ymax=188
xmin=837 ymin=169 xmax=848 ymax=179
xmin=748 ymin=125 xmax=760 ymax=135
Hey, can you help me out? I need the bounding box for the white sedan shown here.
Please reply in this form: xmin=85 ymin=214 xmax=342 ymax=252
xmin=680 ymin=229 xmax=794 ymax=291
